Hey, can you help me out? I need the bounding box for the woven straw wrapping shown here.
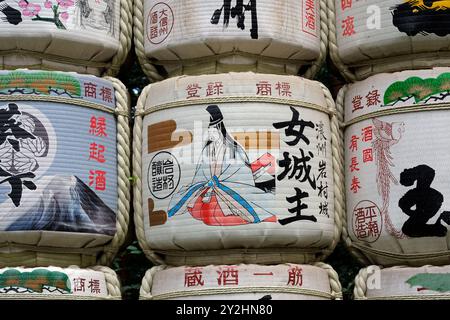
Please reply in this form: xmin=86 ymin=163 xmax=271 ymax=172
xmin=339 ymin=67 xmax=450 ymax=266
xmin=133 ymin=0 xmax=328 ymax=81
xmin=328 ymin=0 xmax=450 ymax=82
xmin=133 ymin=72 xmax=343 ymax=266
xmin=0 ymin=0 xmax=132 ymax=76
xmin=0 ymin=71 xmax=130 ymax=268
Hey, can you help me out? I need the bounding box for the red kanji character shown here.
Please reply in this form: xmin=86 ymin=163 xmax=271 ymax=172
xmin=341 ymin=0 xmax=352 ymax=10
xmin=361 ymin=126 xmax=373 ymax=142
xmin=305 ymin=0 xmax=316 ymax=31
xmin=159 ymin=9 xmax=168 ymax=35
xmin=342 ymin=16 xmax=356 ymax=37
xmin=366 ymin=90 xmax=381 ymax=107
xmin=367 ymin=220 xmax=379 ymax=237
xmin=84 ymin=82 xmax=97 ymax=98
xmin=150 ymin=25 xmax=158 ymax=39
xmin=350 ymin=176 xmax=361 ymax=193
xmin=89 ymin=170 xmax=107 ymax=191
xmin=89 ymin=143 xmax=106 ymax=163
xmin=363 ymin=148 xmax=373 ymax=163
xmin=352 ymin=95 xmax=363 ymax=113
xmin=184 ymin=268 xmax=205 ymax=287
xmin=73 ymin=278 xmax=86 ymax=292
xmin=287 ymin=266 xmax=303 ymax=286
xmin=88 ymin=279 xmax=101 ymax=294
xmin=217 ymin=267 xmax=239 ymax=286
xmin=89 ymin=116 xmax=107 ymax=137
xmin=350 ymin=156 xmax=360 ymax=172
xmin=206 ymin=82 xmax=224 ymax=96
xmin=150 ymin=11 xmax=158 ymax=24
xmin=256 ymin=81 xmax=272 ymax=96
xmin=349 ymin=135 xmax=359 ymax=152
xmin=100 ymin=87 xmax=113 ymax=103
xmin=186 ymin=83 xmax=202 ymax=99
xmin=275 ymin=82 xmax=292 ymax=97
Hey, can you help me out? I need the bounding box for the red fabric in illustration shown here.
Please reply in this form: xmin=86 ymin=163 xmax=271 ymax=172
xmin=188 ymin=188 xmax=277 ymax=226
xmin=250 ymin=153 xmax=276 ymax=175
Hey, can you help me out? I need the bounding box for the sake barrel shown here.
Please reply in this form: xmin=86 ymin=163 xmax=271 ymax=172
xmin=354 ymin=265 xmax=450 ymax=300
xmin=134 ymin=72 xmax=343 ymax=266
xmin=329 ymin=0 xmax=450 ymax=81
xmin=0 ymin=0 xmax=132 ymax=76
xmin=0 ymin=70 xmax=130 ymax=268
xmin=140 ymin=263 xmax=342 ymax=300
xmin=341 ymin=67 xmax=450 ymax=266
xmin=0 ymin=265 xmax=121 ymax=299
xmin=134 ymin=0 xmax=326 ymax=81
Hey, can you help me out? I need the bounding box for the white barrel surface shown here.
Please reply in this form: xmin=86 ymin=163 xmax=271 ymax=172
xmin=0 ymin=266 xmax=121 ymax=299
xmin=140 ymin=263 xmax=342 ymax=300
xmin=343 ymin=67 xmax=450 ymax=266
xmin=135 ymin=72 xmax=339 ymax=266
xmin=0 ymin=0 xmax=129 ymax=75
xmin=0 ymin=70 xmax=130 ymax=267
xmin=137 ymin=0 xmax=323 ymax=78
xmin=332 ymin=0 xmax=450 ymax=79
xmin=355 ymin=265 xmax=450 ymax=300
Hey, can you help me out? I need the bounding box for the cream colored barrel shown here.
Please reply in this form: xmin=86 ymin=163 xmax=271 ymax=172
xmin=341 ymin=67 xmax=450 ymax=266
xmin=140 ymin=263 xmax=342 ymax=300
xmin=329 ymin=0 xmax=450 ymax=81
xmin=134 ymin=0 xmax=328 ymax=82
xmin=0 ymin=0 xmax=132 ymax=76
xmin=0 ymin=70 xmax=130 ymax=268
xmin=134 ymin=72 xmax=344 ymax=266
xmin=0 ymin=265 xmax=121 ymax=299
xmin=354 ymin=265 xmax=450 ymax=300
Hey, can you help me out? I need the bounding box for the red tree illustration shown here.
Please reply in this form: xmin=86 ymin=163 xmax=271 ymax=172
xmin=372 ymin=118 xmax=405 ymax=238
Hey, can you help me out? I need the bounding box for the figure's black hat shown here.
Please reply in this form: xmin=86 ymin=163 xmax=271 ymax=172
xmin=206 ymin=105 xmax=224 ymax=126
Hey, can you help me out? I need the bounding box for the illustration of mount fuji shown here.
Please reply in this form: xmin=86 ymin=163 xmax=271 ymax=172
xmin=0 ymin=175 xmax=116 ymax=235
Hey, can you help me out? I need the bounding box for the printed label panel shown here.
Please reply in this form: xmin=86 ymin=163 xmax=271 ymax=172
xmin=0 ymin=267 xmax=108 ymax=297
xmin=143 ymin=99 xmax=334 ymax=251
xmin=0 ymin=71 xmax=117 ymax=237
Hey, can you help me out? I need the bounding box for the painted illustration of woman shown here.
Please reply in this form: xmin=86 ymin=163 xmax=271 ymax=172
xmin=167 ymin=105 xmax=277 ymax=226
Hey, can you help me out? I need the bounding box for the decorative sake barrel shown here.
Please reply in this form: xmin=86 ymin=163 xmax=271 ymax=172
xmin=134 ymin=72 xmax=343 ymax=266
xmin=354 ymin=265 xmax=450 ymax=300
xmin=330 ymin=0 xmax=450 ymax=81
xmin=0 ymin=266 xmax=121 ymax=299
xmin=140 ymin=263 xmax=342 ymax=300
xmin=341 ymin=67 xmax=450 ymax=266
xmin=134 ymin=0 xmax=326 ymax=81
xmin=0 ymin=0 xmax=132 ymax=76
xmin=0 ymin=70 xmax=130 ymax=268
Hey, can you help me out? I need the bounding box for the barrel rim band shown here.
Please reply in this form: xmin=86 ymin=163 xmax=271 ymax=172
xmin=137 ymin=96 xmax=335 ymax=117
xmin=149 ymin=50 xmax=313 ymax=67
xmin=0 ymin=49 xmax=111 ymax=69
xmin=352 ymin=242 xmax=450 ymax=260
xmin=150 ymin=247 xmax=328 ymax=257
xmin=142 ymin=286 xmax=340 ymax=300
xmin=0 ymin=94 xmax=129 ymax=117
xmin=345 ymin=102 xmax=450 ymax=127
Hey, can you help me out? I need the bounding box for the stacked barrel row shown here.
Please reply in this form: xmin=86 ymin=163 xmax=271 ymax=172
xmin=330 ymin=0 xmax=450 ymax=299
xmin=0 ymin=0 xmax=133 ymax=299
xmin=134 ymin=0 xmax=343 ymax=299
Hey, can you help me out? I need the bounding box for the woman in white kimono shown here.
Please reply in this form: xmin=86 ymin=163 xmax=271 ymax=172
xmin=168 ymin=105 xmax=277 ymax=226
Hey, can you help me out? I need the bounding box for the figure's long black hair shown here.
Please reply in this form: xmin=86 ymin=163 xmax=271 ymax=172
xmin=205 ymin=112 xmax=250 ymax=167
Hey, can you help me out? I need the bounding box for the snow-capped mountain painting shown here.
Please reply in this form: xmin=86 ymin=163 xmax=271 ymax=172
xmin=0 ymin=175 xmax=116 ymax=235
